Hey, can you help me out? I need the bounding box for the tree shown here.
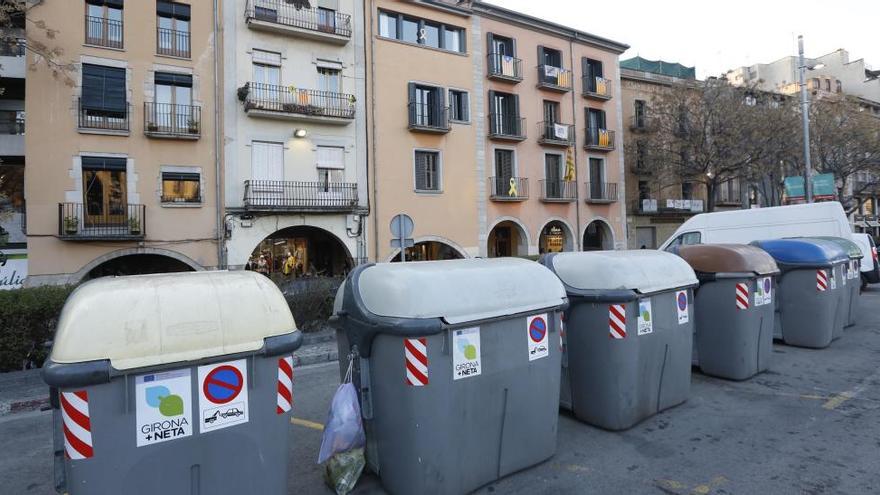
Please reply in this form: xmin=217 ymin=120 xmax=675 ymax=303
xmin=1 ymin=0 xmax=77 ymax=85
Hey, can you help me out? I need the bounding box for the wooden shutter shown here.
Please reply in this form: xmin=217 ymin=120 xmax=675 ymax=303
xmin=435 ymin=86 xmax=446 ymax=126
xmin=545 ymin=155 xmax=560 ymax=181
xmin=537 ymin=45 xmax=545 ymax=66
xmin=82 ymin=64 xmax=125 ymax=112
xmin=414 ymin=152 xmax=427 ymax=190
xmin=486 ymin=32 xmax=495 ymax=54
xmin=512 ymin=94 xmax=521 ymax=135
xmin=460 ymin=91 xmax=469 ymax=121
xmin=496 ymin=150 xmax=513 ymax=178
xmin=407 ymin=82 xmax=416 ymax=125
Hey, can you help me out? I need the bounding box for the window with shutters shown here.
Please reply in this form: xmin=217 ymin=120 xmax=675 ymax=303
xmin=448 ymin=89 xmax=469 ymax=122
xmin=316 ymin=145 xmax=346 ymax=192
xmin=377 ymin=10 xmax=465 ymax=54
xmin=150 ymin=72 xmax=194 ymax=134
xmin=85 ymin=0 xmax=123 ymax=49
xmin=486 ymin=33 xmax=521 ymax=80
xmin=157 ymin=1 xmax=190 ymax=58
xmin=317 ymin=67 xmax=341 ymax=94
xmin=408 ymin=83 xmax=447 ymax=130
xmin=488 ymin=90 xmax=522 ymax=138
xmin=251 ymin=141 xmax=284 ymax=181
xmin=252 ymin=50 xmax=281 ymax=102
xmin=161 ymin=172 xmax=201 ymax=203
xmin=79 ymin=64 xmax=128 ymax=131
xmin=414 ymin=150 xmax=441 ymax=192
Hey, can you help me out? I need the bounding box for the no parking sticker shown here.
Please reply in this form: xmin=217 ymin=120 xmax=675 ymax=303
xmin=527 ymin=314 xmax=549 ymax=361
xmin=675 ymin=291 xmax=688 ymax=324
xmin=762 ymin=277 xmax=772 ymax=305
xmin=198 ymin=359 xmax=249 ymax=432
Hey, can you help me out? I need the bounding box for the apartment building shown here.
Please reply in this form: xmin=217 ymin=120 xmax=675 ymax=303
xmin=25 ymin=0 xmax=221 ymax=285
xmin=0 ymin=9 xmax=25 ymax=289
xmin=221 ymin=0 xmax=368 ymax=277
xmin=367 ymin=0 xmax=628 ymax=262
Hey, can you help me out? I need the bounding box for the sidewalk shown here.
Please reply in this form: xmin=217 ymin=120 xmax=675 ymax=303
xmin=0 ymin=328 xmax=338 ymax=417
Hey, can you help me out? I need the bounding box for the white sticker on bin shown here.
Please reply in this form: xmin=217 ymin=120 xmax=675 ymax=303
xmin=638 ymin=299 xmax=653 ymax=335
xmin=135 ymin=368 xmax=193 ymax=447
xmin=762 ymin=277 xmax=772 ymax=305
xmin=675 ymin=291 xmax=688 ymax=324
xmin=453 ymin=327 xmax=481 ymax=380
xmin=527 ymin=314 xmax=549 ymax=361
xmin=198 ymin=359 xmax=249 ymax=433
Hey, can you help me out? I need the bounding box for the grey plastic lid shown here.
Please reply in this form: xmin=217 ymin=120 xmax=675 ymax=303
xmin=355 ymin=258 xmax=567 ymax=324
xmin=549 ymin=250 xmax=698 ymax=294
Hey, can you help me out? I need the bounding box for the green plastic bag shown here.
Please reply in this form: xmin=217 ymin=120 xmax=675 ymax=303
xmin=323 ymin=447 xmax=365 ymax=495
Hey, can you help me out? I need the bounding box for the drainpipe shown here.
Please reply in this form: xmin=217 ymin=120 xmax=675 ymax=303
xmin=568 ymin=37 xmax=582 ymax=251
xmin=212 ymin=0 xmax=225 ymax=268
xmin=369 ymin=0 xmax=379 ymax=262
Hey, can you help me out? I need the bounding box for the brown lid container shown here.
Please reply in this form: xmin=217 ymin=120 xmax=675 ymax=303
xmin=677 ymin=244 xmax=780 ymax=276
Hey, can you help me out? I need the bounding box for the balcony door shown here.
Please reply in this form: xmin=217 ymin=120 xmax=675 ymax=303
xmin=490 ymin=91 xmax=518 ymax=135
xmin=545 ymin=154 xmax=562 ymax=198
xmin=252 ymin=50 xmax=281 ymax=105
xmin=154 ymin=72 xmax=192 ymax=132
xmin=589 ymin=158 xmax=604 ymax=199
xmin=82 ymin=157 xmax=127 ymax=227
xmin=251 ymin=141 xmax=284 ymax=206
xmin=316 ymin=146 xmax=346 ymax=205
xmin=494 ymin=149 xmax=514 ymax=197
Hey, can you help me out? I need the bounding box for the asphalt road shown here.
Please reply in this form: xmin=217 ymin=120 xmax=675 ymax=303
xmin=3 ymin=288 xmax=880 ymax=494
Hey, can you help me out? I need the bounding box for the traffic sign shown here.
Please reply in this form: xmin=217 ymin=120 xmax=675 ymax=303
xmin=390 ymin=214 xmax=414 ymax=239
xmin=529 ymin=316 xmax=547 ymax=343
xmin=202 ymin=365 xmax=244 ymax=404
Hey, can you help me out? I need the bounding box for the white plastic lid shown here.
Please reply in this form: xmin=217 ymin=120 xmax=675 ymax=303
xmin=550 ymin=250 xmax=698 ymax=293
xmin=355 ymin=258 xmax=567 ymax=324
xmin=50 ymin=271 xmax=296 ymax=370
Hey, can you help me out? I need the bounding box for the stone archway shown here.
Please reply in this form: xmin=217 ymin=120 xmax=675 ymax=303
xmin=72 ymin=247 xmax=203 ymax=284
xmin=389 ymin=236 xmax=468 ymax=262
xmin=538 ymin=218 xmax=575 ymax=254
xmin=248 ymin=225 xmax=353 ymax=279
xmin=487 ymin=218 xmax=530 ymax=257
xmin=583 ymin=219 xmax=614 ymax=251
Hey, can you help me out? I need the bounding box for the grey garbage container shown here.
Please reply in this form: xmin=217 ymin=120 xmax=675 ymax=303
xmin=750 ymin=239 xmax=849 ymax=348
xmin=540 ymin=251 xmax=698 ymax=431
xmin=808 ymin=236 xmax=863 ymax=328
xmin=42 ymin=271 xmax=302 ymax=495
xmin=675 ymin=244 xmax=780 ymax=380
xmin=332 ymin=258 xmax=567 ymax=495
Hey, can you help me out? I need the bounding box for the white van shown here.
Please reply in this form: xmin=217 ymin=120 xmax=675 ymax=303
xmin=659 ymin=202 xmax=853 ymax=251
xmin=852 ymin=233 xmax=879 ymax=288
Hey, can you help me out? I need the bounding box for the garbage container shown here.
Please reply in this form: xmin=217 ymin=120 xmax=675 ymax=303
xmin=750 ymin=239 xmax=849 ymax=348
xmin=807 ymin=236 xmax=863 ymax=328
xmin=539 ymin=251 xmax=698 ymax=431
xmin=332 ymin=258 xmax=567 ymax=495
xmin=675 ymin=244 xmax=780 ymax=380
xmin=42 ymin=271 xmax=302 ymax=495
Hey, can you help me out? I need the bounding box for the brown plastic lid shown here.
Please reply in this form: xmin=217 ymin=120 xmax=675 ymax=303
xmin=677 ymin=244 xmax=780 ymax=275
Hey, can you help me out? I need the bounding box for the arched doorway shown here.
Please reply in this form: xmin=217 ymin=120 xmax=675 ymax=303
xmin=83 ymin=254 xmax=196 ymax=281
xmin=488 ymin=220 xmax=529 ymax=257
xmin=583 ymin=220 xmax=613 ymax=251
xmin=539 ymin=220 xmax=574 ymax=254
xmin=392 ymin=241 xmax=466 ymax=262
xmin=248 ymin=225 xmax=352 ymax=280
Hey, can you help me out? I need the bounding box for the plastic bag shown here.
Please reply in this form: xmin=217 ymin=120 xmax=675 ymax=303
xmin=323 ymin=447 xmax=365 ymax=495
xmin=317 ymin=360 xmax=365 ymax=464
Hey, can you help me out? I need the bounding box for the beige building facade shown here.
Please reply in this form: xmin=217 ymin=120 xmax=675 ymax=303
xmin=25 ymin=0 xmax=221 ymax=285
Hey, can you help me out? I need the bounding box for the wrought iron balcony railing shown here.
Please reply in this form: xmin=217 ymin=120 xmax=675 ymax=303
xmin=584 ymin=182 xmax=619 ymax=203
xmin=487 ymin=52 xmax=523 ymax=82
xmin=537 ymin=65 xmax=573 ymax=91
xmin=539 ymin=180 xmax=577 ymax=202
xmin=488 ymin=113 xmax=525 ymax=140
xmin=408 ymin=102 xmax=450 ymax=133
xmin=245 ymin=0 xmax=352 ymax=38
xmin=241 ymin=82 xmax=356 ymax=121
xmin=537 ymin=121 xmax=575 ymax=146
xmin=489 ymin=176 xmax=528 ymax=201
xmin=584 ymin=127 xmax=615 ymax=151
xmin=243 ymin=180 xmax=359 ymax=211
xmin=583 ymin=76 xmax=612 ymax=99
xmin=144 ymin=102 xmax=201 ymax=138
xmin=78 ymin=99 xmax=130 ymax=132
xmin=85 ymin=15 xmax=123 ymax=49
xmin=59 ymin=203 xmax=145 ymax=239
xmin=157 ymin=27 xmax=190 ymax=58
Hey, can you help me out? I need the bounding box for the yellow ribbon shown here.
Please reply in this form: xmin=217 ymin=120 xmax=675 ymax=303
xmin=508 ymin=177 xmax=518 ymax=196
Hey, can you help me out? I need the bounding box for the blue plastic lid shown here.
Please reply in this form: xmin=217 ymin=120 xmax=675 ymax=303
xmin=750 ymin=238 xmax=849 ymax=266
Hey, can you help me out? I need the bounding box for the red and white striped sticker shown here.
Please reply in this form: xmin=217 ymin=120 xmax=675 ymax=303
xmin=735 ymin=282 xmax=750 ymax=310
xmin=559 ymin=314 xmax=565 ymax=352
xmin=60 ymin=390 xmax=94 ymax=460
xmin=405 ymin=338 xmax=428 ymax=386
xmin=817 ymin=269 xmax=828 ymax=292
xmin=609 ymin=304 xmax=627 ymax=339
xmin=276 ymin=356 xmax=293 ymax=414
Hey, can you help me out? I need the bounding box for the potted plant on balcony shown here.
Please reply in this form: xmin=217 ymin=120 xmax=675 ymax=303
xmin=186 ymin=118 xmax=199 ymax=134
xmin=128 ymin=216 xmax=141 ymax=235
xmin=146 ymin=121 xmax=159 ymax=132
xmin=237 ymin=82 xmax=250 ymax=102
xmin=63 ymin=216 xmax=78 ymax=234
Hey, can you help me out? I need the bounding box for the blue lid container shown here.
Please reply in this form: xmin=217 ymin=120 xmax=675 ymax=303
xmin=750 ymin=238 xmax=849 ymax=268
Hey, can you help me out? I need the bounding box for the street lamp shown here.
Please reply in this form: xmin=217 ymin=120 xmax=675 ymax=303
xmin=798 ymin=35 xmax=825 ymax=203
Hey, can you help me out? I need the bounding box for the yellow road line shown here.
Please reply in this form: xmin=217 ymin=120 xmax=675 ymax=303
xmin=290 ymin=417 xmax=325 ymax=431
xmin=823 ymin=390 xmax=856 ymax=410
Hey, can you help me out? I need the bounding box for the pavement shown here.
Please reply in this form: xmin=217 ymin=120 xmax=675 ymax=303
xmin=3 ymin=289 xmax=880 ymax=494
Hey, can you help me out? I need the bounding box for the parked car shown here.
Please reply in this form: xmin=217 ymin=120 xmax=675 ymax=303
xmin=660 ymin=202 xmax=853 ymax=251
xmin=853 ymin=233 xmax=879 ymax=290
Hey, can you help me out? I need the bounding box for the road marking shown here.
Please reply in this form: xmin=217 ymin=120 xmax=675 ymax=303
xmin=655 ymin=476 xmax=727 ymax=495
xmin=290 ymin=417 xmax=324 ymax=431
xmin=822 ymin=366 xmax=880 ymax=411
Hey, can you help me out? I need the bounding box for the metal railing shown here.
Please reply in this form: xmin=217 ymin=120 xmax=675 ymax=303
xmin=537 ymin=65 xmax=573 ymax=90
xmin=144 ymin=102 xmax=201 ymax=138
xmin=488 ymin=176 xmax=528 ymax=201
xmin=245 ymin=0 xmax=352 ymax=38
xmin=487 ymin=52 xmax=523 ymax=81
xmin=243 ymin=180 xmax=359 ymax=211
xmin=584 ymin=182 xmax=619 ymax=202
xmin=58 ymin=203 xmax=145 ymax=239
xmin=537 ymin=121 xmax=575 ymax=145
xmin=631 ymin=114 xmax=651 ymax=131
xmin=78 ymin=99 xmax=129 ymax=132
xmin=539 ymin=180 xmax=577 ymax=201
xmin=85 ymin=15 xmax=123 ymax=49
xmin=0 ymin=38 xmax=25 ymax=57
xmin=583 ymin=76 xmax=612 ymax=98
xmin=584 ymin=127 xmax=615 ymax=150
xmin=407 ymin=102 xmax=450 ymax=132
xmin=632 ymin=199 xmax=705 ymax=215
xmin=242 ymin=83 xmax=356 ymax=119
xmin=488 ymin=113 xmax=525 ymax=139
xmin=0 ymin=119 xmax=24 ymax=135
xmin=157 ymin=27 xmax=190 ymax=58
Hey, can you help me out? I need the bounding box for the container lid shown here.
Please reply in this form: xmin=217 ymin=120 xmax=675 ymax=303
xmin=805 ymin=236 xmax=863 ymax=259
xmin=676 ymin=244 xmax=780 ymax=276
xmin=547 ymin=250 xmax=698 ymax=294
xmin=49 ymin=271 xmax=296 ymax=370
xmin=354 ymin=258 xmax=566 ymax=325
xmin=750 ymin=238 xmax=849 ymax=266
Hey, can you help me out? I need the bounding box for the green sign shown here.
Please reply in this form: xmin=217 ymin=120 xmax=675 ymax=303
xmin=784 ymin=174 xmax=836 ymax=200
xmin=783 ymin=177 xmax=805 ymax=199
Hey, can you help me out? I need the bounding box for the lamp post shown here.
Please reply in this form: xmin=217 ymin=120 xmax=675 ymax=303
xmin=798 ymin=35 xmax=814 ymax=203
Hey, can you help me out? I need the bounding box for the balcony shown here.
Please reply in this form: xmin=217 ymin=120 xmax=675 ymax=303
xmin=489 ymin=177 xmax=528 ymax=201
xmin=584 ymin=127 xmax=615 ymax=151
xmin=633 ymin=198 xmax=704 ymax=215
xmin=157 ymin=27 xmax=190 ymax=58
xmin=537 ymin=121 xmax=574 ymax=147
xmin=408 ymin=102 xmax=450 ymax=133
xmin=78 ymin=99 xmax=130 ymax=134
xmin=58 ymin=203 xmax=145 ymax=240
xmin=0 ymin=39 xmax=25 ymax=78
xmin=583 ymin=76 xmax=612 ymax=100
xmin=85 ymin=16 xmax=123 ymax=49
xmin=144 ymin=103 xmax=201 ymax=139
xmin=0 ymin=115 xmax=25 ymax=156
xmin=487 ymin=53 xmax=523 ymax=83
xmin=539 ymin=180 xmax=577 ymax=203
xmin=630 ymin=114 xmax=653 ymax=132
xmin=240 ymin=83 xmax=355 ymax=125
xmin=488 ymin=113 xmax=526 ymax=141
xmin=537 ymin=65 xmax=573 ymax=92
xmin=244 ymin=0 xmax=351 ymax=44
xmin=243 ymin=180 xmax=359 ymax=212
xmin=715 ymin=188 xmax=742 ymax=206
xmin=584 ymin=182 xmax=619 ymax=204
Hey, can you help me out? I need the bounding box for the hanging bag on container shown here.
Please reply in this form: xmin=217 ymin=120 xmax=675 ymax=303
xmin=318 ymin=357 xmax=365 ymax=495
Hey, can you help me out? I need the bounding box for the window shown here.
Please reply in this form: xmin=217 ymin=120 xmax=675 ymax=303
xmin=316 ymin=146 xmax=345 ymax=194
xmin=681 ymin=182 xmax=693 ymax=200
xmin=449 ymin=89 xmax=469 ymax=122
xmin=589 ymin=157 xmax=604 ymax=185
xmin=153 ymin=72 xmax=193 ymax=132
xmin=744 ymin=95 xmax=757 ymax=106
xmin=538 ymin=46 xmax=562 ymax=68
xmin=583 ymin=58 xmax=604 ymax=93
xmin=251 ymin=141 xmax=283 ymax=181
xmin=634 ymin=99 xmax=646 ymax=126
xmin=317 ymin=67 xmax=341 ymax=94
xmin=414 ymin=151 xmax=441 ymax=192
xmin=80 ymin=64 xmax=127 ymax=128
xmin=638 ymin=180 xmax=650 ymax=201
xmin=0 ymin=110 xmax=24 ymax=135
xmin=825 ymin=79 xmax=832 ymax=91
xmin=836 ymin=80 xmax=843 ymax=93
xmin=635 ymin=141 xmax=647 ymax=169
xmin=488 ymin=90 xmax=520 ymax=136
xmin=489 ymin=34 xmax=514 ymax=57
xmin=318 ymin=168 xmax=344 ymax=191
xmin=666 ymin=232 xmax=702 ymax=251
xmin=85 ymin=0 xmax=123 ymax=49
xmin=811 ymin=78 xmax=820 ymax=90
xmin=495 ymin=149 xmax=514 ymax=179
xmin=543 ymin=100 xmax=559 ymax=124
xmin=157 ymin=1 xmax=190 ymax=58
xmin=81 ymin=157 xmax=127 ymax=225
xmin=487 ymin=33 xmax=518 ymax=78
xmin=161 ymin=172 xmax=200 ymax=203
xmin=316 ymin=7 xmax=337 ymax=33
xmin=377 ymin=10 xmax=465 ymax=53
xmin=0 ymin=163 xmax=24 ymax=243
xmin=408 ymin=83 xmax=446 ymax=128
xmin=252 ymin=50 xmax=281 ymax=99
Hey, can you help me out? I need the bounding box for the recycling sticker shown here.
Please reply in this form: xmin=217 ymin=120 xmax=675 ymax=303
xmin=135 ymin=369 xmax=193 ymax=447
xmin=452 ymin=327 xmax=481 ymax=380
xmin=638 ymin=299 xmax=653 ymax=336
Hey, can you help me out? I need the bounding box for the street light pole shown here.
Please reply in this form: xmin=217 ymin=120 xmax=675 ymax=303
xmin=798 ymin=35 xmax=814 ymax=203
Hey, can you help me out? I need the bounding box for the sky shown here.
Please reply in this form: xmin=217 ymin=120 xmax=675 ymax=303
xmin=482 ymin=0 xmax=880 ymax=79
